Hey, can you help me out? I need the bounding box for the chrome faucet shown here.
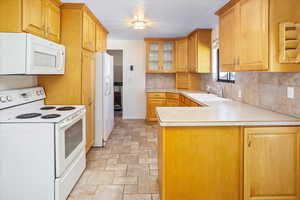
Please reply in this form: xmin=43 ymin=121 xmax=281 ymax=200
xmin=206 ymin=85 xmax=224 ymax=98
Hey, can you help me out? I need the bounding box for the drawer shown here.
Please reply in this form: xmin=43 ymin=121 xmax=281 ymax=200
xmin=166 ymin=99 xmax=179 ymax=107
xmin=166 ymin=93 xmax=179 ymax=100
xmin=147 ymin=92 xmax=166 ymax=99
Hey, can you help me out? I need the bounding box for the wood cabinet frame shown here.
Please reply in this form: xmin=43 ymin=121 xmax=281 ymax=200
xmin=216 ymin=0 xmax=300 ymax=72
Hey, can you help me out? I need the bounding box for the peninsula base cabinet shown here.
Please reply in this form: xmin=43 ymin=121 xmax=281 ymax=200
xmin=157 ymin=126 xmax=300 ymax=200
xmin=244 ymin=127 xmax=300 ymax=200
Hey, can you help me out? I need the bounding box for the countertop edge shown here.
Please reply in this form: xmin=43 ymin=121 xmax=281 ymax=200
xmin=158 ymin=121 xmax=300 ymax=127
xmin=151 ymin=89 xmax=300 ymax=126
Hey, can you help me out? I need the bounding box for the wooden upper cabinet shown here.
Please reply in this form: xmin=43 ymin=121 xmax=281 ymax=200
xmin=83 ymin=11 xmax=96 ymax=51
xmin=162 ymin=41 xmax=175 ymax=72
xmin=219 ymin=4 xmax=239 ymax=72
xmin=175 ymin=38 xmax=188 ymax=72
xmin=96 ymin=23 xmax=108 ymax=52
xmin=244 ymin=127 xmax=300 ymax=200
xmin=188 ymin=32 xmax=197 ymax=72
xmin=22 ymin=0 xmax=46 ymax=37
xmin=217 ymin=0 xmax=300 ymax=72
xmin=197 ymin=29 xmax=212 ymax=73
xmin=146 ymin=41 xmax=160 ymax=72
xmin=0 ymin=0 xmax=61 ymax=42
xmin=45 ymin=0 xmax=60 ymax=42
xmin=145 ymin=40 xmax=175 ymax=73
xmin=188 ymin=29 xmax=212 ymax=73
xmin=238 ymin=0 xmax=269 ymax=71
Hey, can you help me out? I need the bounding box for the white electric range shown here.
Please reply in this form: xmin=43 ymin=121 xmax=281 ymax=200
xmin=0 ymin=87 xmax=86 ymax=200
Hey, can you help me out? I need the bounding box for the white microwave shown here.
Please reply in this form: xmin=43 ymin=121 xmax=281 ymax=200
xmin=0 ymin=33 xmax=65 ymax=75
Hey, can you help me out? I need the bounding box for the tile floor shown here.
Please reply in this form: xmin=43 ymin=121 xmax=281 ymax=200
xmin=68 ymin=117 xmax=160 ymax=200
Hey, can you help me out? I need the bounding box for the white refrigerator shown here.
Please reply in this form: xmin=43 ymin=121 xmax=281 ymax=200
xmin=94 ymin=52 xmax=114 ymax=147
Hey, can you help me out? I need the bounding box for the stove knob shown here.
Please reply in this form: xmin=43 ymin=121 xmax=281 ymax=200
xmin=6 ymin=96 xmax=13 ymax=102
xmin=0 ymin=96 xmax=7 ymax=103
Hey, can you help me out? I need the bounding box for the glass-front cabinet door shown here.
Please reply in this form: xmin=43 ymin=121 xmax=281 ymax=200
xmin=162 ymin=42 xmax=175 ymax=72
xmin=146 ymin=40 xmax=175 ymax=73
xmin=146 ymin=42 xmax=160 ymax=72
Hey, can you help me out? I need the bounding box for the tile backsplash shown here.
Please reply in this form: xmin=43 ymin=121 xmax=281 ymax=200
xmin=0 ymin=76 xmax=37 ymax=91
xmin=146 ymin=73 xmax=176 ymax=89
xmin=200 ymin=72 xmax=300 ymax=118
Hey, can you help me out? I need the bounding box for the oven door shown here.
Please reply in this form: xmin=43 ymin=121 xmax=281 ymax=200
xmin=26 ymin=34 xmax=65 ymax=74
xmin=55 ymin=110 xmax=86 ymax=177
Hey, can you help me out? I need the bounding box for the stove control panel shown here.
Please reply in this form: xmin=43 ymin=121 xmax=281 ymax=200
xmin=0 ymin=87 xmax=45 ymax=110
xmin=0 ymin=95 xmax=13 ymax=103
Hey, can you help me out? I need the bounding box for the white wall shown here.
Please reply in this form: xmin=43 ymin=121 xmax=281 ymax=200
xmin=0 ymin=76 xmax=37 ymax=90
xmin=107 ymin=40 xmax=146 ymax=119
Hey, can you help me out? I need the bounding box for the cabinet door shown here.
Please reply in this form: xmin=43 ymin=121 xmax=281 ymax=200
xmin=238 ymin=0 xmax=269 ymax=71
xmin=95 ymin=24 xmax=102 ymax=52
xmin=82 ymin=50 xmax=96 ymax=152
xmin=45 ymin=0 xmax=60 ymax=42
xmin=146 ymin=41 xmax=161 ymax=72
xmin=219 ymin=5 xmax=239 ymax=72
xmin=22 ymin=0 xmax=45 ymax=37
xmin=162 ymin=41 xmax=175 ymax=72
xmin=96 ymin=25 xmax=108 ymax=52
xmin=244 ymin=127 xmax=300 ymax=200
xmin=188 ymin=33 xmax=197 ymax=72
xmin=102 ymin=30 xmax=107 ymax=52
xmin=83 ymin=12 xmax=96 ymax=51
xmin=175 ymin=39 xmax=188 ymax=72
xmin=166 ymin=99 xmax=179 ymax=107
xmin=147 ymin=99 xmax=166 ymax=122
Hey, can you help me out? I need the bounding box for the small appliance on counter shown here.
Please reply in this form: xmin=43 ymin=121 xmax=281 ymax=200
xmin=0 ymin=87 xmax=86 ymax=200
xmin=0 ymin=33 xmax=65 ymax=75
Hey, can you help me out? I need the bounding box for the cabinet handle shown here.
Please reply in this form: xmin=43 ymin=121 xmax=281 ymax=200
xmin=237 ymin=57 xmax=240 ymax=66
xmin=248 ymin=135 xmax=252 ymax=147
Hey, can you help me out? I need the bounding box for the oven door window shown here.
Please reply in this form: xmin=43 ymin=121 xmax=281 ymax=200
xmin=65 ymin=119 xmax=83 ymax=159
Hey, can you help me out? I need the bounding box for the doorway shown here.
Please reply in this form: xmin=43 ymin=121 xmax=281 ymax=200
xmin=107 ymin=50 xmax=123 ymax=119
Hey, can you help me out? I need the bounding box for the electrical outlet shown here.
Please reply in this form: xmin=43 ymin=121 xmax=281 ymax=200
xmin=238 ymin=89 xmax=242 ymax=98
xmin=287 ymin=87 xmax=294 ymax=99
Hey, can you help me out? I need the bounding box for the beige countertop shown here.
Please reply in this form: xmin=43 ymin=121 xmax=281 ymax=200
xmin=145 ymin=88 xmax=204 ymax=94
xmin=147 ymin=89 xmax=300 ymax=127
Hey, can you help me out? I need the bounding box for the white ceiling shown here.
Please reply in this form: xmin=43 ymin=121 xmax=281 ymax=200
xmin=61 ymin=0 xmax=229 ymax=40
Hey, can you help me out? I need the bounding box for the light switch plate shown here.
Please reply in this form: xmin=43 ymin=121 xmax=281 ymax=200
xmin=287 ymin=87 xmax=294 ymax=99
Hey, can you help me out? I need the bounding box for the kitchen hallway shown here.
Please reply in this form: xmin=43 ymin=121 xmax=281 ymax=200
xmin=68 ymin=117 xmax=160 ymax=200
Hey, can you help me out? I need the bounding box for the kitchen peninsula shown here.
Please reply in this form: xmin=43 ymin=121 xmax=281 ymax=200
xmin=155 ymin=91 xmax=300 ymax=200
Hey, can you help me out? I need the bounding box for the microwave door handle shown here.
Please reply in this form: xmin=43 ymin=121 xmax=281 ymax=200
xmin=56 ymin=50 xmax=64 ymax=71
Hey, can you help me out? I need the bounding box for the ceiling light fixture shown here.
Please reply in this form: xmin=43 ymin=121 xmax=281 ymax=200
xmin=131 ymin=16 xmax=148 ymax=30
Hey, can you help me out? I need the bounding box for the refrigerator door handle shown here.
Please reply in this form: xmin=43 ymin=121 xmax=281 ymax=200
xmin=105 ymin=78 xmax=110 ymax=96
